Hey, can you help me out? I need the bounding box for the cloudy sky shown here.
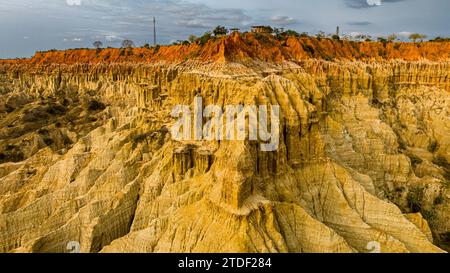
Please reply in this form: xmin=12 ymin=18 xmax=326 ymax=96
xmin=0 ymin=0 xmax=449 ymax=58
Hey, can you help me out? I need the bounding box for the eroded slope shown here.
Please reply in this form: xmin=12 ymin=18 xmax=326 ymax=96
xmin=0 ymin=40 xmax=449 ymax=253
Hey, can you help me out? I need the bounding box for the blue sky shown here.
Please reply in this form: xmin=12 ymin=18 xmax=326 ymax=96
xmin=0 ymin=0 xmax=449 ymax=58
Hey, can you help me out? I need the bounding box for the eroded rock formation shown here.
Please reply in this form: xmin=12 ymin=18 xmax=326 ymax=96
xmin=0 ymin=35 xmax=449 ymax=253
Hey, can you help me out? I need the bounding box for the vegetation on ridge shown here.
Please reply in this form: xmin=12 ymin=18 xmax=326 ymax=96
xmin=1 ymin=26 xmax=450 ymax=65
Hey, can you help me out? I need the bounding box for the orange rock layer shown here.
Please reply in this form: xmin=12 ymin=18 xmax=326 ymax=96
xmin=2 ymin=32 xmax=450 ymax=65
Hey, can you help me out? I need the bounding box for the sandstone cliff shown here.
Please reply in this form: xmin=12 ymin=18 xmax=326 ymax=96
xmin=0 ymin=35 xmax=449 ymax=253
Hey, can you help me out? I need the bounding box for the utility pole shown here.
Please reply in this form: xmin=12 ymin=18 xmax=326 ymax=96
xmin=153 ymin=17 xmax=157 ymax=45
xmin=336 ymin=26 xmax=340 ymax=37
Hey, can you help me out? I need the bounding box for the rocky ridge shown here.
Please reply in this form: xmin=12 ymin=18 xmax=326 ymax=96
xmin=0 ymin=35 xmax=449 ymax=252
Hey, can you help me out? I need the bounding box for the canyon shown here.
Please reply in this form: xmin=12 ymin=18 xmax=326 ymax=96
xmin=0 ymin=34 xmax=449 ymax=253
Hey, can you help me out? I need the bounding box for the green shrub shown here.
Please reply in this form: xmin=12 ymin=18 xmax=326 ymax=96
xmin=132 ymin=133 xmax=151 ymax=149
xmin=37 ymin=128 xmax=49 ymax=135
xmin=430 ymin=37 xmax=450 ymax=42
xmin=377 ymin=37 xmax=388 ymax=43
xmin=254 ymin=33 xmax=270 ymax=43
xmin=46 ymin=104 xmax=67 ymax=115
xmin=300 ymin=32 xmax=309 ymax=38
xmin=43 ymin=137 xmax=54 ymax=146
xmin=284 ymin=30 xmax=300 ymax=37
xmin=302 ymin=44 xmax=315 ymax=55
xmin=407 ymin=188 xmax=424 ymax=213
xmin=409 ymin=155 xmax=423 ymax=166
xmin=440 ymin=232 xmax=450 ymax=243
xmin=153 ymin=45 xmax=161 ymax=54
xmin=5 ymin=144 xmax=15 ymax=151
xmin=213 ymin=26 xmax=228 ymax=36
xmin=432 ymin=156 xmax=449 ymax=169
xmin=434 ymin=195 xmax=444 ymax=206
xmin=5 ymin=104 xmax=15 ymax=113
xmin=23 ymin=107 xmax=49 ymax=122
xmin=0 ymin=149 xmax=25 ymax=163
xmin=428 ymin=140 xmax=439 ymax=153
xmin=198 ymin=32 xmax=213 ymax=45
xmin=88 ymin=100 xmax=106 ymax=111
xmin=133 ymin=133 xmax=150 ymax=143
xmin=422 ymin=210 xmax=437 ymax=222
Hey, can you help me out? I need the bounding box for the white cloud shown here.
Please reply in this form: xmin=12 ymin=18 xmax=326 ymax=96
xmin=66 ymin=0 xmax=82 ymax=6
xmin=63 ymin=37 xmax=83 ymax=42
xmin=105 ymin=34 xmax=122 ymax=42
xmin=397 ymin=31 xmax=413 ymax=38
xmin=270 ymin=15 xmax=297 ymax=26
xmin=346 ymin=0 xmax=405 ymax=8
xmin=367 ymin=0 xmax=382 ymax=6
xmin=348 ymin=31 xmax=363 ymax=37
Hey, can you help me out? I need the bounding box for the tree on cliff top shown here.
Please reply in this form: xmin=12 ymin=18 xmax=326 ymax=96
xmin=93 ymin=41 xmax=103 ymax=49
xmin=188 ymin=35 xmax=197 ymax=43
xmin=409 ymin=33 xmax=427 ymax=43
xmin=387 ymin=34 xmax=398 ymax=42
xmin=430 ymin=36 xmax=450 ymax=42
xmin=121 ymin=39 xmax=135 ymax=48
xmin=283 ymin=30 xmax=300 ymax=37
xmin=213 ymin=26 xmax=228 ymax=36
xmin=197 ymin=31 xmax=213 ymax=45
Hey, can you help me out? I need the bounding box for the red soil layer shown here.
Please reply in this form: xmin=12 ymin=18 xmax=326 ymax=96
xmin=2 ymin=32 xmax=450 ymax=65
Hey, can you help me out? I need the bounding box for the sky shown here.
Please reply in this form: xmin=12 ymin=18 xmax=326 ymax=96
xmin=0 ymin=0 xmax=449 ymax=58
